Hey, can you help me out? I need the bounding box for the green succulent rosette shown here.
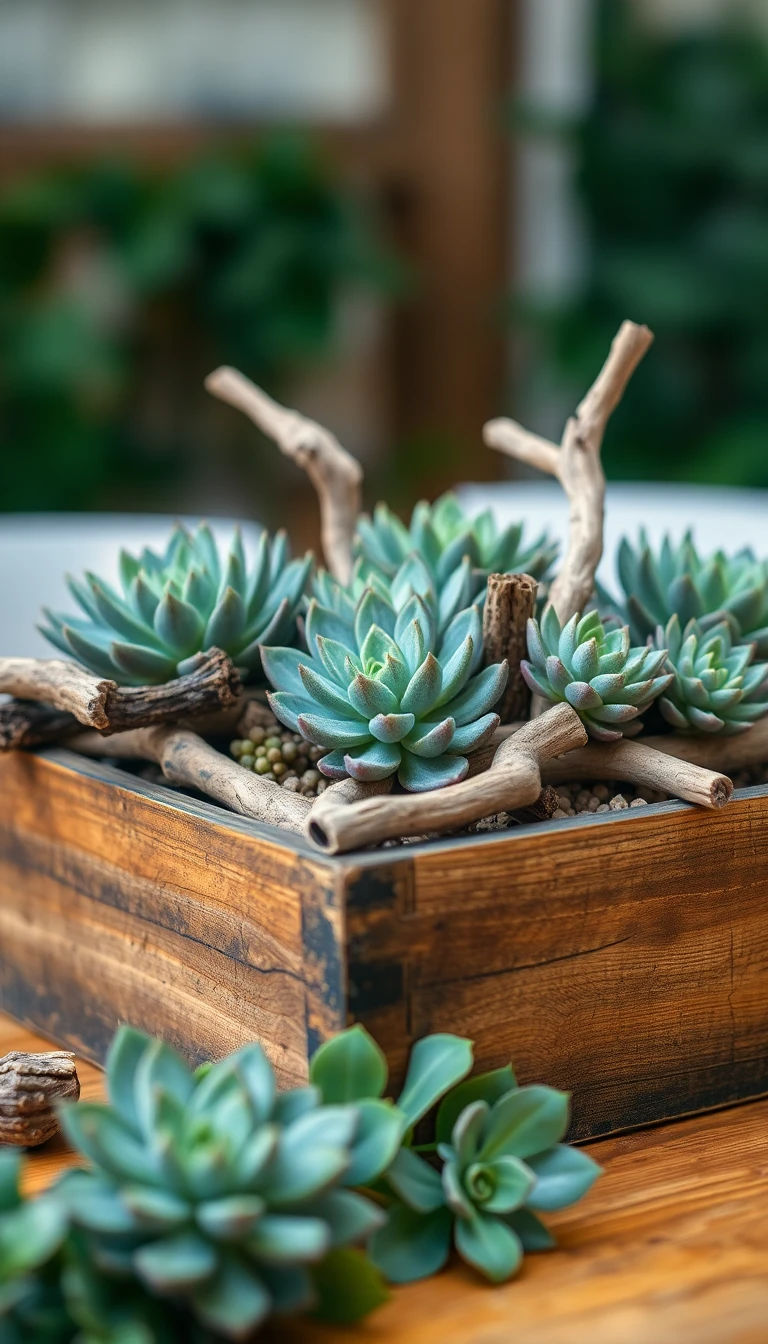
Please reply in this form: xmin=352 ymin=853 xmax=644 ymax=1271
xmin=368 ymin=1080 xmax=600 ymax=1286
xmin=53 ymin=1027 xmax=387 ymax=1339
xmin=313 ymin=549 xmax=481 ymax=643
xmin=605 ymin=530 xmax=768 ymax=656
xmin=40 ymin=522 xmax=312 ymax=686
xmin=263 ymin=585 xmax=508 ymax=791
xmin=521 ymin=606 xmax=672 ymax=742
xmin=654 ymin=614 xmax=768 ymax=735
xmin=353 ymin=494 xmax=557 ymax=628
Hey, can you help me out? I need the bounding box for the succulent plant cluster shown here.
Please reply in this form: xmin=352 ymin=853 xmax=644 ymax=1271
xmin=522 ymin=606 xmax=672 ymax=742
xmin=264 ymin=587 xmax=508 ymax=791
xmin=40 ymin=523 xmax=311 ymax=686
xmin=1 ymin=1021 xmax=600 ymax=1339
xmin=607 ymin=531 xmax=768 ymax=656
xmin=310 ymin=1025 xmax=601 ymax=1287
xmin=354 ymin=494 xmax=557 ymax=620
xmin=653 ymin=615 xmax=768 ymax=735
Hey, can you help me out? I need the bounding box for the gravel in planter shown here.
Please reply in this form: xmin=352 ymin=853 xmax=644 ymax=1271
xmin=231 ymin=703 xmax=328 ymax=799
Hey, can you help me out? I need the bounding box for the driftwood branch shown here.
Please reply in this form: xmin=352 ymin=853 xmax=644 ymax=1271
xmin=0 ymin=650 xmax=241 ymax=737
xmin=205 ymin=366 xmax=362 ymax=584
xmin=485 ymin=321 xmax=654 ymax=624
xmin=542 ymin=738 xmax=732 ymax=810
xmin=69 ymin=726 xmax=311 ymax=832
xmin=482 ymin=573 xmax=537 ymax=723
xmin=0 ymin=1051 xmax=80 ymax=1146
xmin=0 ymin=700 xmax=80 ymax=752
xmin=306 ymin=703 xmax=587 ymax=854
xmin=638 ymin=721 xmax=768 ymax=776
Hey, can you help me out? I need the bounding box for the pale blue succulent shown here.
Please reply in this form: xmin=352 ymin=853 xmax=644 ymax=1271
xmin=263 ymin=587 xmax=508 ymax=791
xmin=355 ymin=495 xmax=557 ymax=610
xmin=40 ymin=522 xmax=311 ymax=686
xmin=654 ymin=614 xmax=768 ymax=735
xmin=605 ymin=530 xmax=768 ymax=656
xmin=521 ymin=606 xmax=672 ymax=742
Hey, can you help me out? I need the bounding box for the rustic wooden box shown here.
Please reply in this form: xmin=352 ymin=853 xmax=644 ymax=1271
xmin=1 ymin=747 xmax=767 ymax=1140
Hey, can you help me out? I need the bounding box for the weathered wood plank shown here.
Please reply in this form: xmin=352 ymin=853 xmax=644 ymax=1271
xmin=0 ymin=751 xmax=343 ymax=1087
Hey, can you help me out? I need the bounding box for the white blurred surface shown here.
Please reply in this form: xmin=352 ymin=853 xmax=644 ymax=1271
xmin=1 ymin=484 xmax=767 ymax=657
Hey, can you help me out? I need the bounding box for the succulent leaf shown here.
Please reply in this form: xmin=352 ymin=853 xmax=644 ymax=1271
xmin=42 ymin=523 xmax=310 ymax=684
xmin=654 ymin=615 xmax=768 ymax=735
xmin=524 ymin=605 xmax=671 ymax=740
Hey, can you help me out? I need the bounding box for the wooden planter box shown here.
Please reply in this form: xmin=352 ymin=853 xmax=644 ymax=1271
xmin=1 ymin=747 xmax=767 ymax=1141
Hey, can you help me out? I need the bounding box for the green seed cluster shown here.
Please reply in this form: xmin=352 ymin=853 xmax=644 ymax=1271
xmin=230 ymin=716 xmax=327 ymax=797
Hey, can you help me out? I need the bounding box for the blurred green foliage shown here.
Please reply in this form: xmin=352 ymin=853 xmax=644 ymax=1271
xmin=517 ymin=0 xmax=768 ymax=487
xmin=0 ymin=135 xmax=397 ymax=511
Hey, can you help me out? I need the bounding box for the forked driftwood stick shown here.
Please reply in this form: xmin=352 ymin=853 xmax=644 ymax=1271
xmin=482 ymin=572 xmax=538 ymax=722
xmin=0 ymin=650 xmax=241 ymax=735
xmin=542 ymin=737 xmax=732 ymax=810
xmin=205 ymin=367 xmax=362 ymax=584
xmin=484 ymin=321 xmax=654 ymax=624
xmin=69 ymin=726 xmax=311 ymax=832
xmin=0 ymin=1051 xmax=80 ymax=1146
xmin=306 ymin=703 xmax=587 ymax=854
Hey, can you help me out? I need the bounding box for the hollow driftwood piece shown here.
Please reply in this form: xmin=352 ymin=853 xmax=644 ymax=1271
xmin=305 ymin=703 xmax=587 ymax=854
xmin=0 ymin=650 xmax=241 ymax=736
xmin=205 ymin=366 xmax=362 ymax=584
xmin=482 ymin=572 xmax=537 ymax=723
xmin=543 ymin=737 xmax=732 ymax=810
xmin=0 ymin=1051 xmax=80 ymax=1146
xmin=69 ymin=726 xmax=311 ymax=832
xmin=485 ymin=321 xmax=654 ymax=625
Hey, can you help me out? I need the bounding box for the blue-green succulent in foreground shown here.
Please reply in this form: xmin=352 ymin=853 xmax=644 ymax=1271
xmin=654 ymin=615 xmax=768 ymax=735
xmin=310 ymin=1024 xmax=601 ymax=1287
xmin=355 ymin=494 xmax=558 ymax=612
xmin=263 ymin=588 xmax=508 ymax=790
xmin=522 ymin=606 xmax=672 ymax=742
xmin=40 ymin=522 xmax=312 ymax=686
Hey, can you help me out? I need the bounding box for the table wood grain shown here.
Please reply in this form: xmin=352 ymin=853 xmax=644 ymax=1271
xmin=2 ymin=1013 xmax=766 ymax=1344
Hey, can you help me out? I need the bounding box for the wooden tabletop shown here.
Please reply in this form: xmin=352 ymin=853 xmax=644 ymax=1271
xmin=3 ymin=1014 xmax=767 ymax=1344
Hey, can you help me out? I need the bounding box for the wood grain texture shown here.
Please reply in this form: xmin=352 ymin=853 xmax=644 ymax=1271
xmin=8 ymin=1012 xmax=767 ymax=1344
xmin=0 ymin=750 xmax=344 ymax=1089
xmin=2 ymin=751 xmax=768 ymax=1138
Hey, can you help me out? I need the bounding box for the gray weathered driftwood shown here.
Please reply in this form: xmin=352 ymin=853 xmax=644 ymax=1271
xmin=0 ymin=1051 xmax=80 ymax=1146
xmin=205 ymin=367 xmax=362 ymax=584
xmin=306 ymin=702 xmax=588 ymax=854
xmin=484 ymin=321 xmax=654 ymax=627
xmin=482 ymin=572 xmax=537 ymax=723
xmin=0 ymin=649 xmax=241 ymax=736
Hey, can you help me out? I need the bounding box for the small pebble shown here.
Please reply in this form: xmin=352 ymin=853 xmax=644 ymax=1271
xmin=239 ymin=754 xmax=256 ymax=770
xmin=248 ymin=726 xmax=266 ymax=746
xmin=596 ymin=803 xmax=610 ymax=813
xmin=255 ymin=758 xmax=272 ymax=775
xmin=630 ymin=797 xmax=648 ymax=808
xmin=557 ymin=794 xmax=571 ymax=812
xmin=552 ymin=808 xmax=569 ymax=820
xmin=593 ymin=783 xmax=610 ymax=802
xmin=608 ymin=794 xmax=628 ymax=810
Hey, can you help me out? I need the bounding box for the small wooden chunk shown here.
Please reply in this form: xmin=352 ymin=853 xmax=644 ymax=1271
xmin=0 ymin=1051 xmax=80 ymax=1147
xmin=482 ymin=572 xmax=538 ymax=723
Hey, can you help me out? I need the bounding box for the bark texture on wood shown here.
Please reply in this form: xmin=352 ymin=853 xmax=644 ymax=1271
xmin=0 ymin=1050 xmax=80 ymax=1146
xmin=0 ymin=650 xmax=241 ymax=735
xmin=0 ymin=700 xmax=79 ymax=752
xmin=306 ymin=702 xmax=587 ymax=853
xmin=205 ymin=366 xmax=362 ymax=584
xmin=482 ymin=572 xmax=537 ymax=722
xmin=485 ymin=321 xmax=654 ymax=625
xmin=69 ymin=725 xmax=311 ymax=832
xmin=543 ymin=737 xmax=732 ymax=810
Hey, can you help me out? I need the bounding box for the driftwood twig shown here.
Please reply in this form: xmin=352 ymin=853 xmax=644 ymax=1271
xmin=542 ymin=737 xmax=732 ymax=809
xmin=0 ymin=700 xmax=80 ymax=752
xmin=0 ymin=650 xmax=241 ymax=736
xmin=485 ymin=321 xmax=654 ymax=625
xmin=69 ymin=726 xmax=311 ymax=832
xmin=305 ymin=703 xmax=587 ymax=854
xmin=0 ymin=1051 xmax=80 ymax=1146
xmin=482 ymin=572 xmax=537 ymax=722
xmin=205 ymin=366 xmax=362 ymax=584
